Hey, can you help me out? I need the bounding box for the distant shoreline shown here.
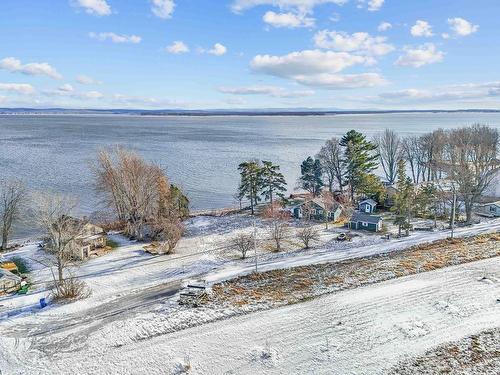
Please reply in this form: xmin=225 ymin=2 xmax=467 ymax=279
xmin=1 ymin=108 xmax=500 ymax=117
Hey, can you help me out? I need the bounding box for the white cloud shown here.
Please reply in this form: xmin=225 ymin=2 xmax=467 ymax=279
xmin=378 ymin=22 xmax=392 ymax=32
xmin=0 ymin=83 xmax=35 ymax=95
xmin=76 ymin=75 xmax=100 ymax=85
xmin=219 ymin=85 xmax=315 ymax=97
xmin=207 ymin=43 xmax=227 ymax=56
xmin=441 ymin=33 xmax=450 ymax=40
xmin=357 ymin=0 xmax=384 ymax=12
xmin=293 ymin=72 xmax=386 ymax=88
xmin=151 ymin=0 xmax=175 ymax=19
xmin=0 ymin=57 xmax=62 ymax=79
xmin=395 ymin=44 xmax=444 ymax=68
xmin=73 ymin=0 xmax=111 ymax=16
xmin=263 ymin=11 xmax=314 ymax=28
xmin=83 ymin=90 xmax=104 ymax=99
xmin=231 ymin=0 xmax=347 ymax=14
xmin=58 ymin=84 xmax=74 ymax=92
xmin=250 ymin=49 xmax=386 ymax=89
xmin=166 ymin=41 xmax=189 ymax=54
xmin=411 ymin=20 xmax=433 ymax=37
xmin=89 ymin=32 xmax=142 ymax=44
xmin=365 ymin=81 xmax=500 ymax=105
xmin=447 ymin=17 xmax=479 ymax=37
xmin=314 ymin=30 xmax=394 ymax=56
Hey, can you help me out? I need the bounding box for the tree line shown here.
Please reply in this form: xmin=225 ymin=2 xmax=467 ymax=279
xmin=236 ymin=124 xmax=499 ymax=226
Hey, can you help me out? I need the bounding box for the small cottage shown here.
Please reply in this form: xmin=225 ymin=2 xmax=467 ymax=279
xmin=48 ymin=216 xmax=107 ymax=260
xmin=348 ymin=212 xmax=383 ymax=232
xmin=359 ymin=198 xmax=378 ymax=214
xmin=71 ymin=222 xmax=107 ymax=260
xmin=287 ymin=198 xmax=343 ymax=222
xmin=475 ymin=201 xmax=500 ymax=217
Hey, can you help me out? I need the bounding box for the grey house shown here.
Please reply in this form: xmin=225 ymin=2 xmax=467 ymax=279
xmin=359 ymin=199 xmax=378 ymax=214
xmin=348 ymin=212 xmax=383 ymax=232
xmin=287 ymin=198 xmax=343 ymax=222
xmin=475 ymin=201 xmax=500 ymax=217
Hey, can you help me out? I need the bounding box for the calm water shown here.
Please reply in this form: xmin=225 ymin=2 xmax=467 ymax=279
xmin=1 ymin=113 xmax=499 ymax=228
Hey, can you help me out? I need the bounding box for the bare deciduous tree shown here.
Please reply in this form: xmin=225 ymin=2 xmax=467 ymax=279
xmin=441 ymin=124 xmax=499 ymax=224
xmin=374 ymin=129 xmax=400 ymax=185
xmin=232 ymin=233 xmax=253 ymax=259
xmin=317 ymin=138 xmax=344 ymax=192
xmin=92 ymin=147 xmax=188 ymax=245
xmin=32 ymin=192 xmax=84 ymax=283
xmin=0 ymin=179 xmax=25 ymax=250
xmin=263 ymin=203 xmax=290 ymax=252
xmin=297 ymin=225 xmax=320 ymax=249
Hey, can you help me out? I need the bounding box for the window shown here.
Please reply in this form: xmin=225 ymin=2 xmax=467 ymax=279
xmin=362 ymin=222 xmax=368 ymax=227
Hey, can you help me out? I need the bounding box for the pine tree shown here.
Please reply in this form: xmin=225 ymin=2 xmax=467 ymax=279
xmin=238 ymin=160 xmax=262 ymax=215
xmin=299 ymin=156 xmax=323 ymax=197
xmin=393 ymin=159 xmax=415 ymax=236
xmin=260 ymin=160 xmax=287 ymax=207
xmin=339 ymin=130 xmax=379 ymax=201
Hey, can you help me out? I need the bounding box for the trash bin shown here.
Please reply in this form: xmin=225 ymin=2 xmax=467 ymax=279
xmin=39 ymin=298 xmax=47 ymax=309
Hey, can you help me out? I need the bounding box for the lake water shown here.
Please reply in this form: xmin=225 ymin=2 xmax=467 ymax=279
xmin=1 ymin=112 xmax=499 ymax=235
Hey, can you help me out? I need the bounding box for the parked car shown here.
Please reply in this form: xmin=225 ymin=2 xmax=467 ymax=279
xmin=337 ymin=233 xmax=350 ymax=242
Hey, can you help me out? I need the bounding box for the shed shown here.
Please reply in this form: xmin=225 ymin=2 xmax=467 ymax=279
xmin=348 ymin=212 xmax=383 ymax=232
xmin=359 ymin=199 xmax=378 ymax=214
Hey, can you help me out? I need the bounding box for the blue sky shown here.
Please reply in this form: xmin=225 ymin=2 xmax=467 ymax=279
xmin=0 ymin=0 xmax=499 ymax=109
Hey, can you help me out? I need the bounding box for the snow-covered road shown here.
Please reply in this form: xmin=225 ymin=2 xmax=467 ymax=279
xmin=1 ymin=257 xmax=498 ymax=374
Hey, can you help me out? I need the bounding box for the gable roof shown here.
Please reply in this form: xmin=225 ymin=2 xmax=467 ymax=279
xmin=479 ymin=200 xmax=500 ymax=208
xmin=359 ymin=198 xmax=378 ymax=207
xmin=351 ymin=211 xmax=382 ymax=224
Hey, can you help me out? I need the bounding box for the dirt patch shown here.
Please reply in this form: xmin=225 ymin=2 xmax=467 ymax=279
xmin=203 ymin=234 xmax=500 ymax=308
xmin=389 ymin=328 xmax=500 ymax=375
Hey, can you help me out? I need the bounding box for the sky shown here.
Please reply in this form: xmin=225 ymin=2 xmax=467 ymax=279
xmin=0 ymin=0 xmax=499 ymax=110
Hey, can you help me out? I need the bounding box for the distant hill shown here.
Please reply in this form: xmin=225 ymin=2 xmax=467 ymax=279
xmin=0 ymin=107 xmax=499 ymax=116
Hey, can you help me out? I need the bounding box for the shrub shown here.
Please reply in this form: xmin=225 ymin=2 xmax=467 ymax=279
xmin=106 ymin=239 xmax=119 ymax=249
xmin=50 ymin=277 xmax=90 ymax=301
xmin=10 ymin=257 xmax=30 ymax=274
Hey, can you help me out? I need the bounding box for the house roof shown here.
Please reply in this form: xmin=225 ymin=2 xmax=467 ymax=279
xmin=359 ymin=198 xmax=378 ymax=207
xmin=287 ymin=198 xmax=341 ymax=212
xmin=0 ymin=268 xmax=21 ymax=282
xmin=479 ymin=200 xmax=500 ymax=207
xmin=351 ymin=211 xmax=382 ymax=224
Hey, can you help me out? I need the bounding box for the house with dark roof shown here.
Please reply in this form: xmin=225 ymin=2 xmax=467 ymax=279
xmin=348 ymin=212 xmax=383 ymax=232
xmin=286 ymin=198 xmax=343 ymax=222
xmin=359 ymin=198 xmax=378 ymax=214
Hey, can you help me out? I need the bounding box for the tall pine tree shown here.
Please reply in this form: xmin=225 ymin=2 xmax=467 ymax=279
xmin=299 ymin=157 xmax=323 ymax=197
xmin=238 ymin=160 xmax=262 ymax=215
xmin=340 ymin=130 xmax=379 ymax=202
xmin=260 ymin=160 xmax=287 ymax=207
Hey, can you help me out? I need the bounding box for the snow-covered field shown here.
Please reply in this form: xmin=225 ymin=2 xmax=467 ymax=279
xmin=1 ymin=257 xmax=498 ymax=374
xmin=0 ymin=215 xmax=499 ymax=374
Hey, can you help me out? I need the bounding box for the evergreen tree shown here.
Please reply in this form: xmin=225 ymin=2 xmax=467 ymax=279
xmin=238 ymin=160 xmax=262 ymax=215
xmin=393 ymin=159 xmax=415 ymax=236
xmin=260 ymin=160 xmax=287 ymax=207
xmin=299 ymin=156 xmax=323 ymax=197
xmin=358 ymin=173 xmax=385 ymax=203
xmin=339 ymin=130 xmax=379 ymax=201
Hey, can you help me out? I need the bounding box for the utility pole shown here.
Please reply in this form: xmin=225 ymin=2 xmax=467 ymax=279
xmin=450 ymin=188 xmax=456 ymax=239
xmin=253 ymin=219 xmax=258 ymax=273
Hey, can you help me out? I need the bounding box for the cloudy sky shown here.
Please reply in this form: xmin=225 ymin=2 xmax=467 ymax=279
xmin=0 ymin=0 xmax=498 ymax=110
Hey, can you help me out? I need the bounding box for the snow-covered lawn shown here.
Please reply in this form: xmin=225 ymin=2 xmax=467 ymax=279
xmin=0 ymin=216 xmax=499 ymax=321
xmin=0 ymin=256 xmax=498 ymax=374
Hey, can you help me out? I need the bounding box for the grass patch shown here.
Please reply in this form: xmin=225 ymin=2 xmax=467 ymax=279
xmin=106 ymin=239 xmax=119 ymax=249
xmin=10 ymin=257 xmax=30 ymax=274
